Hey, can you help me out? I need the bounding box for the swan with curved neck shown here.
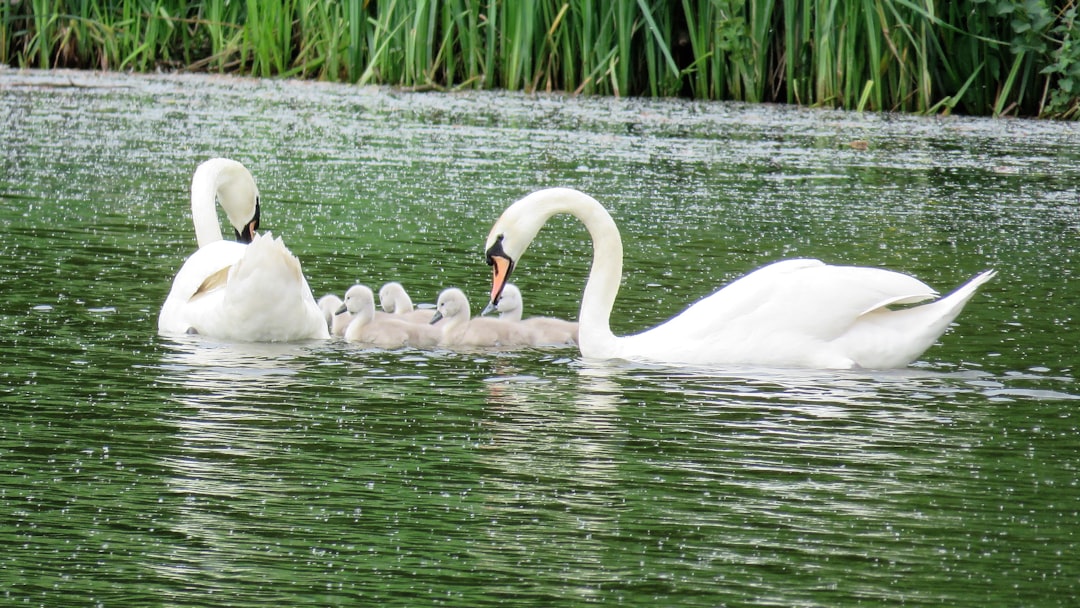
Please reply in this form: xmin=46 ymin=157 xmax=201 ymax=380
xmin=158 ymin=158 xmax=329 ymax=342
xmin=484 ymin=187 xmax=995 ymax=369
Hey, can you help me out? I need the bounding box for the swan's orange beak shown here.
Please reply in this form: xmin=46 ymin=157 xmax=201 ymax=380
xmin=489 ymin=255 xmax=512 ymax=306
xmin=485 ymin=235 xmax=514 ymax=306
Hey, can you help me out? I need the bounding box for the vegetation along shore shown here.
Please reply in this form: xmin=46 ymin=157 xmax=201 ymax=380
xmin=2 ymin=0 xmax=1078 ymax=118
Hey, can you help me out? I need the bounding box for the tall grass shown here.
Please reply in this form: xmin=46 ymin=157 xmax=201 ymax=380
xmin=2 ymin=0 xmax=1078 ymax=118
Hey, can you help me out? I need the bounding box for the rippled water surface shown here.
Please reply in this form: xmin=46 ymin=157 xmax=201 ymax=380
xmin=1 ymin=69 xmax=1078 ymax=606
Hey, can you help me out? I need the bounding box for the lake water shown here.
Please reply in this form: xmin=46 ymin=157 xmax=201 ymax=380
xmin=1 ymin=69 xmax=1078 ymax=606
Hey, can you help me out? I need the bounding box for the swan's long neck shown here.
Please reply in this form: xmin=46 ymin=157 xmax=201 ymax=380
xmin=191 ymin=164 xmax=226 ymax=248
xmin=535 ymin=191 xmax=623 ymax=357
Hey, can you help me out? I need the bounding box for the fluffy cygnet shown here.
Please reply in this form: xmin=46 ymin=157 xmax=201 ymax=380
xmin=378 ymin=281 xmax=436 ymax=323
xmin=339 ymin=284 xmax=439 ymax=348
xmin=430 ymin=287 xmax=534 ymax=348
xmin=494 ymin=283 xmax=579 ymax=346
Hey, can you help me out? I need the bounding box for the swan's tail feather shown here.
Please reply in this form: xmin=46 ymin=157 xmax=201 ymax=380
xmin=843 ymin=269 xmax=995 ymax=368
xmin=236 ymin=232 xmax=305 ymax=283
xmin=911 ymin=267 xmax=996 ymax=342
xmin=945 ymin=269 xmax=997 ymax=306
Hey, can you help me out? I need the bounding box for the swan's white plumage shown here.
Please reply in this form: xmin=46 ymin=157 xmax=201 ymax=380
xmin=430 ymin=288 xmax=534 ymax=348
xmin=484 ymin=187 xmax=995 ymax=369
xmin=495 ymin=283 xmax=579 ymax=346
xmin=341 ymin=284 xmax=439 ymax=348
xmin=157 ymin=158 xmax=329 ymax=342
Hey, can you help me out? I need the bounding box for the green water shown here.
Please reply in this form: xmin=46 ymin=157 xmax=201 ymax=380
xmin=1 ymin=69 xmax=1077 ymax=606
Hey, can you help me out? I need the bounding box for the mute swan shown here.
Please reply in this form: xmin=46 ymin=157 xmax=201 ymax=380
xmin=318 ymin=293 xmax=352 ymax=337
xmin=157 ymin=158 xmax=329 ymax=342
xmin=338 ymin=284 xmax=439 ymax=348
xmin=490 ymin=283 xmax=579 ymax=346
xmin=429 ymin=288 xmax=535 ymax=348
xmin=483 ymin=187 xmax=996 ymax=369
xmin=379 ymin=282 xmax=436 ymax=323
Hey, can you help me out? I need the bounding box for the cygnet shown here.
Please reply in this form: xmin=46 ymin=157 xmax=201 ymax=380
xmin=338 ymin=284 xmax=440 ymax=348
xmin=430 ymin=287 xmax=534 ymax=348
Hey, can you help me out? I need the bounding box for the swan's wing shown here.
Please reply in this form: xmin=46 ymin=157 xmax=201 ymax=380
xmin=166 ymin=241 xmax=245 ymax=302
xmin=165 ymin=233 xmax=328 ymax=341
xmin=647 ymin=259 xmax=938 ymax=342
xmin=189 ymin=265 xmax=232 ymax=301
xmin=159 ymin=241 xmax=245 ymax=333
xmin=655 ymin=259 xmax=826 ymax=333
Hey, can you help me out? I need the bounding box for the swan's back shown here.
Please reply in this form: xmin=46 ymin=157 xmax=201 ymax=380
xmin=621 ymin=261 xmax=992 ymax=368
xmin=159 ymin=240 xmax=246 ymax=334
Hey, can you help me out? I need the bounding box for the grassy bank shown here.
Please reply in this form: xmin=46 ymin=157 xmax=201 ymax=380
xmin=2 ymin=0 xmax=1078 ymax=118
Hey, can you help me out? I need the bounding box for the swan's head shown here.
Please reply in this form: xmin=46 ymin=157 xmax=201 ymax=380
xmin=430 ymin=287 xmax=469 ymax=326
xmin=485 ymin=188 xmax=589 ymax=307
xmin=198 ymin=158 xmax=262 ymax=243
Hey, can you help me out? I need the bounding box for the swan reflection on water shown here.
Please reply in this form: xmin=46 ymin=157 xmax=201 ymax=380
xmin=156 ymin=334 xmax=320 ymax=397
xmin=470 ymin=358 xmax=1015 ymax=591
xmin=150 ymin=335 xmax=338 ymax=596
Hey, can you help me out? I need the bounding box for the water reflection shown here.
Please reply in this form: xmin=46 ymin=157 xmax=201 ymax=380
xmin=150 ymin=337 xmax=327 ymax=600
xmin=475 ymin=360 xmax=627 ymax=598
xmin=156 ymin=335 xmax=315 ymax=396
xmin=544 ymin=362 xmax=1005 ymax=602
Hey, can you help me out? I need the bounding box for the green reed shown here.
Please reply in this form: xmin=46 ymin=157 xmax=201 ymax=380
xmin=2 ymin=0 xmax=1078 ymax=118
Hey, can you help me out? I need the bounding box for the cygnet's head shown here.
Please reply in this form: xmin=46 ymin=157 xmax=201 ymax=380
xmin=495 ymin=283 xmax=523 ymax=318
xmin=430 ymin=287 xmax=470 ymax=325
xmin=339 ymin=284 xmax=376 ymax=318
xmin=378 ymin=282 xmax=414 ymax=314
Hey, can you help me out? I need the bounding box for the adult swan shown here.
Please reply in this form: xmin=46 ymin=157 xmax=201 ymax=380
xmin=484 ymin=188 xmax=995 ymax=369
xmin=157 ymin=158 xmax=330 ymax=342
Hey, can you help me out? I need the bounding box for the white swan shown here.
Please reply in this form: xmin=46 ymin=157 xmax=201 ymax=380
xmin=318 ymin=293 xmax=352 ymax=337
xmin=378 ymin=282 xmax=436 ymax=323
xmin=483 ymin=187 xmax=996 ymax=369
xmin=157 ymin=158 xmax=329 ymax=342
xmin=491 ymin=283 xmax=579 ymax=346
xmin=339 ymin=284 xmax=439 ymax=348
xmin=429 ymin=288 xmax=535 ymax=348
